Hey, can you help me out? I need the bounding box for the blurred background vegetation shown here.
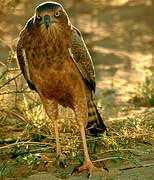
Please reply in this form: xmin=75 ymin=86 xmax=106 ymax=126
xmin=0 ymin=0 xmax=153 ymax=179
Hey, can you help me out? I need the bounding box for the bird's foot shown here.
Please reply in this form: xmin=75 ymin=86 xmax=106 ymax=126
xmin=36 ymin=153 xmax=66 ymax=168
xmin=53 ymin=153 xmax=67 ymax=168
xmin=71 ymin=161 xmax=108 ymax=178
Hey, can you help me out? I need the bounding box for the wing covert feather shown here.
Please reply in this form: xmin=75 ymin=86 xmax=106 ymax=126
xmin=69 ymin=27 xmax=96 ymax=92
xmin=17 ymin=39 xmax=37 ymax=91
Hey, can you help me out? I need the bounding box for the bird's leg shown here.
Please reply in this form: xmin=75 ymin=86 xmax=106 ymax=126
xmin=53 ymin=118 xmax=66 ymax=168
xmin=40 ymin=99 xmax=65 ymax=167
xmin=73 ymin=124 xmax=107 ymax=177
xmin=72 ymin=96 xmax=107 ymax=177
xmin=54 ymin=119 xmax=61 ymax=157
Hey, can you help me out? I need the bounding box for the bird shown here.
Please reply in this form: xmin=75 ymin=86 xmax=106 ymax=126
xmin=17 ymin=1 xmax=107 ymax=177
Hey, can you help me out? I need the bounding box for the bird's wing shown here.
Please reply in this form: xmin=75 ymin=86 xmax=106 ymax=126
xmin=17 ymin=38 xmax=37 ymax=91
xmin=69 ymin=26 xmax=96 ymax=92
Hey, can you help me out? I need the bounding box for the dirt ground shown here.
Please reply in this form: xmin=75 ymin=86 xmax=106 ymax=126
xmin=0 ymin=0 xmax=154 ymax=179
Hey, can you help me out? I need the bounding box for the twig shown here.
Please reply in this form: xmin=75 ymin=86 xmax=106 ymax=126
xmin=0 ymin=61 xmax=6 ymax=66
xmin=0 ymin=141 xmax=53 ymax=150
xmin=93 ymin=156 xmax=121 ymax=163
xmin=90 ymin=148 xmax=142 ymax=158
xmin=24 ymin=93 xmax=40 ymax=104
xmin=0 ymin=90 xmax=32 ymax=95
xmin=0 ymin=69 xmax=8 ymax=80
xmin=14 ymin=77 xmax=18 ymax=106
xmin=0 ymin=109 xmax=27 ymax=123
xmin=0 ymin=145 xmax=53 ymax=159
xmin=0 ymin=139 xmax=28 ymax=145
xmin=7 ymin=68 xmax=20 ymax=71
xmin=0 ymin=73 xmax=21 ymax=89
xmin=119 ymin=163 xmax=154 ymax=171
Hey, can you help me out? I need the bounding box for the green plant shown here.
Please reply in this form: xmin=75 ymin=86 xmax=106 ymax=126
xmin=0 ymin=161 xmax=16 ymax=178
xmin=133 ymin=71 xmax=154 ymax=106
xmin=16 ymin=153 xmax=42 ymax=170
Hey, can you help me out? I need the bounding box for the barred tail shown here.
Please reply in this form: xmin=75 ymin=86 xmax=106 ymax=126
xmin=86 ymin=99 xmax=107 ymax=136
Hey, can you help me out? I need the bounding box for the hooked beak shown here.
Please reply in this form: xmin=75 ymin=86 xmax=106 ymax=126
xmin=43 ymin=14 xmax=54 ymax=29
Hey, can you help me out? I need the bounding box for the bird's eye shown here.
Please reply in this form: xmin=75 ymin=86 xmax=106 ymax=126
xmin=36 ymin=14 xmax=42 ymax=20
xmin=54 ymin=11 xmax=61 ymax=17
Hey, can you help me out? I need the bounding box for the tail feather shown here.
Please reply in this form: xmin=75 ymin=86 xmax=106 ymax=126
xmin=86 ymin=99 xmax=107 ymax=136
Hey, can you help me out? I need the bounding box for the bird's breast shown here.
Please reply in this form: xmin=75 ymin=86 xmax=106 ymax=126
xmin=34 ymin=69 xmax=79 ymax=109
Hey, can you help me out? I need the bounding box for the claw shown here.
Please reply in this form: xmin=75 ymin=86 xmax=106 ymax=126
xmin=59 ymin=161 xmax=66 ymax=168
xmin=87 ymin=172 xmax=91 ymax=178
xmin=53 ymin=153 xmax=67 ymax=168
xmin=35 ymin=153 xmax=67 ymax=168
xmin=71 ymin=167 xmax=79 ymax=175
xmin=71 ymin=161 xmax=108 ymax=177
xmin=104 ymin=167 xmax=109 ymax=172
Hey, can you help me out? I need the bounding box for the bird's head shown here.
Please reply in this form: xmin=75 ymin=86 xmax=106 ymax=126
xmin=33 ymin=2 xmax=70 ymax=31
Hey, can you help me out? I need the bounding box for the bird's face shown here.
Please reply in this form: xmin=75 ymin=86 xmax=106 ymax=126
xmin=34 ymin=2 xmax=69 ymax=31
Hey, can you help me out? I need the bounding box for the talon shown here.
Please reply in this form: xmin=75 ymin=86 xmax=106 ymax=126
xmin=104 ymin=167 xmax=109 ymax=172
xmin=102 ymin=162 xmax=109 ymax=172
xmin=60 ymin=161 xmax=66 ymax=168
xmin=44 ymin=161 xmax=49 ymax=166
xmin=54 ymin=153 xmax=67 ymax=168
xmin=71 ymin=167 xmax=79 ymax=175
xmin=87 ymin=172 xmax=91 ymax=178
